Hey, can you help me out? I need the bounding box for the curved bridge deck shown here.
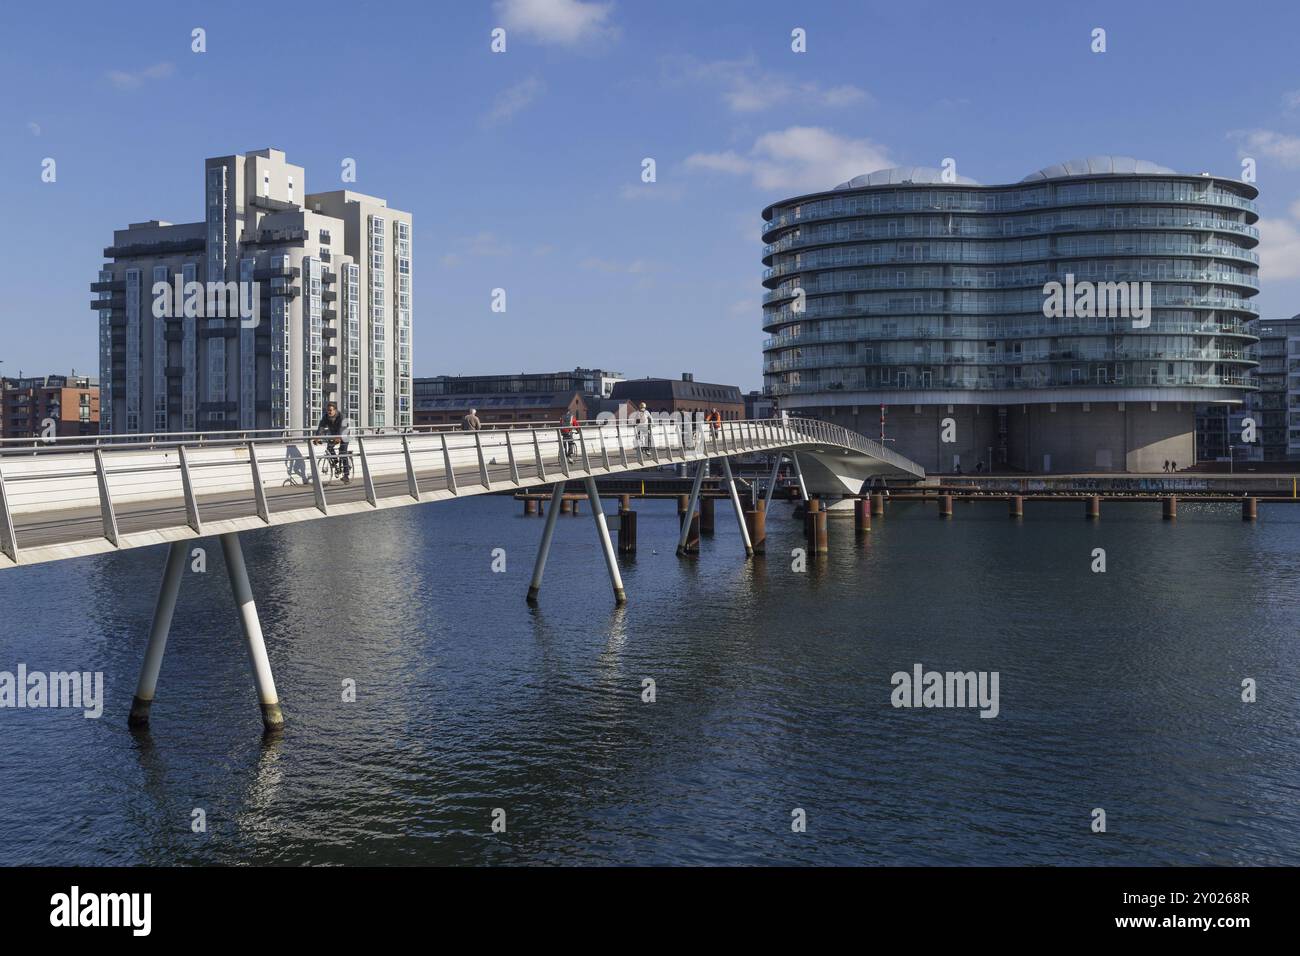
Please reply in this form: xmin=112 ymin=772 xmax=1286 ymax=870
xmin=0 ymin=417 xmax=923 ymax=570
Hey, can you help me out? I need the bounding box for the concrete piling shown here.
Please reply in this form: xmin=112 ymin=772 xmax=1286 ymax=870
xmin=1086 ymin=495 xmax=1100 ymax=520
xmin=1243 ymin=497 xmax=1257 ymax=521
xmin=871 ymin=492 xmax=885 ymax=516
xmin=524 ymin=497 xmax=538 ymax=516
xmin=939 ymin=494 xmax=953 ymax=518
xmin=560 ymin=497 xmax=572 ymax=515
xmin=1163 ymin=496 xmax=1177 ymax=520
xmin=1009 ymin=495 xmax=1023 ymax=518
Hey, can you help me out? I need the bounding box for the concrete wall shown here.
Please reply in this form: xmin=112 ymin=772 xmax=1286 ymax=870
xmin=807 ymin=403 xmax=999 ymax=473
xmin=793 ymin=400 xmax=1197 ymax=473
xmin=1005 ymin=402 xmax=1194 ymax=472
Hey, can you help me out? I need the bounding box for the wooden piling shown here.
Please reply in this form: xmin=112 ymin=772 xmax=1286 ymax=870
xmin=700 ymin=496 xmax=716 ymax=534
xmin=854 ymin=496 xmax=871 ymax=533
xmin=617 ymin=508 xmax=637 ymax=553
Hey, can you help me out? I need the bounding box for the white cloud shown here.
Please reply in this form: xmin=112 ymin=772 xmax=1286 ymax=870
xmin=1258 ymin=215 xmax=1300 ymax=280
xmin=1228 ymin=128 xmax=1300 ymax=169
xmin=106 ymin=62 xmax=174 ymax=91
xmin=485 ymin=75 xmax=545 ymax=126
xmin=464 ymin=232 xmax=512 ymax=256
xmin=438 ymin=233 xmax=513 ymax=269
xmin=664 ymin=55 xmax=870 ymax=113
xmin=494 ymin=0 xmax=616 ymax=46
xmin=1284 ymin=90 xmax=1300 ymax=114
xmin=26 ymin=121 xmax=40 ymax=136
xmin=686 ymin=126 xmax=894 ymax=194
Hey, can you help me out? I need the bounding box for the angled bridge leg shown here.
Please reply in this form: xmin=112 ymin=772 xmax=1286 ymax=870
xmin=128 ymin=540 xmax=188 ymax=729
xmin=220 ymin=532 xmax=284 ymax=733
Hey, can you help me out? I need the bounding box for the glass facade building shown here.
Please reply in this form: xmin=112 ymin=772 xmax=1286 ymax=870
xmin=761 ymin=157 xmax=1260 ymax=472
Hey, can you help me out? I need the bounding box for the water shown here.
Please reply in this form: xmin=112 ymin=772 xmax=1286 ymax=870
xmin=2 ymin=494 xmax=1299 ymax=865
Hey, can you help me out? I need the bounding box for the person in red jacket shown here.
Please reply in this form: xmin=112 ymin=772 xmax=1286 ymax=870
xmin=561 ymin=411 xmax=578 ymax=461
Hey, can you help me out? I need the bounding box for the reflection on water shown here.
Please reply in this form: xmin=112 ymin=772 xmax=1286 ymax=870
xmin=1 ymin=495 xmax=1299 ymax=865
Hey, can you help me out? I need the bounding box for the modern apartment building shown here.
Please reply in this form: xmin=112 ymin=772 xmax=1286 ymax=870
xmin=1197 ymin=315 xmax=1300 ymax=464
xmin=761 ymin=156 xmax=1260 ymax=472
xmin=1247 ymin=317 xmax=1300 ymax=463
xmin=92 ymin=148 xmax=412 ymax=435
xmin=0 ymin=373 xmax=99 ymax=439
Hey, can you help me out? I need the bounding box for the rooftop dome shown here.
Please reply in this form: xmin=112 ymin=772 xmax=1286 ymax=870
xmin=1020 ymin=156 xmax=1177 ymax=182
xmin=834 ymin=166 xmax=981 ymax=189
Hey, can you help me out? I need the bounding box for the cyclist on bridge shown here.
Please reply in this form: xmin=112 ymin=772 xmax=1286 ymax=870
xmin=315 ymin=401 xmax=353 ymax=484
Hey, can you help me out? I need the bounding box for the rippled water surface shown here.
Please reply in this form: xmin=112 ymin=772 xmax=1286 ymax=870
xmin=2 ymin=495 xmax=1298 ymax=865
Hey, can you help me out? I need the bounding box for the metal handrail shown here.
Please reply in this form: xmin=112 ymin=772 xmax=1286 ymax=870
xmin=0 ymin=417 xmax=925 ymax=566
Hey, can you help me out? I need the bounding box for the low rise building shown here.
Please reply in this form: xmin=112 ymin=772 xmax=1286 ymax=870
xmin=1 ymin=373 xmax=100 ymax=439
xmin=413 ymin=392 xmax=586 ymax=428
xmin=610 ymin=374 xmax=745 ymax=419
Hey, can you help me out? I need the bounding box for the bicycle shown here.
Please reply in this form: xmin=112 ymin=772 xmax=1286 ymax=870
xmin=314 ymin=439 xmax=352 ymax=484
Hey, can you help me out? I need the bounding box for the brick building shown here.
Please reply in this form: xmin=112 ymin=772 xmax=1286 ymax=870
xmin=1 ymin=373 xmax=100 ymax=439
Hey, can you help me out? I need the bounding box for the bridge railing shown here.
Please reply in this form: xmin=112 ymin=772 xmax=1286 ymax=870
xmin=0 ymin=417 xmax=919 ymax=563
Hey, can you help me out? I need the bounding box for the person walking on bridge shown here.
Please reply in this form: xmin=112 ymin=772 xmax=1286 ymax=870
xmin=706 ymin=407 xmax=722 ymax=448
xmin=633 ymin=402 xmax=652 ymax=453
xmin=561 ymin=411 xmax=578 ymax=462
xmin=462 ymin=408 xmax=481 ymax=431
xmin=314 ymin=400 xmax=353 ymax=483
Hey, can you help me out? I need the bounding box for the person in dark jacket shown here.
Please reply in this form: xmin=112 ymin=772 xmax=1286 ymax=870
xmin=315 ymin=401 xmax=352 ymax=482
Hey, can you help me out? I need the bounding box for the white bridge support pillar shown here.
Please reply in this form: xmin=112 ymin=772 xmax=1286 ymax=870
xmin=721 ymin=456 xmax=754 ymax=557
xmin=128 ymin=540 xmax=188 ymax=729
xmin=526 ymin=482 xmax=567 ymax=603
xmin=219 ymin=532 xmax=284 ymax=733
xmin=584 ymin=476 xmax=626 ymax=604
xmin=763 ymin=453 xmax=783 ymax=508
xmin=790 ymin=452 xmax=810 ymax=503
xmin=676 ymin=459 xmax=706 ymax=555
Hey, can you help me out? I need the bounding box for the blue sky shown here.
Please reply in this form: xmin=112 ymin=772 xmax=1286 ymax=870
xmin=3 ymin=0 xmax=1300 ymax=390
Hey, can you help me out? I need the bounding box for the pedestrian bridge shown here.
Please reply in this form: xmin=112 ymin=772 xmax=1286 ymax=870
xmin=0 ymin=416 xmax=922 ymax=570
xmin=0 ymin=416 xmax=922 ymax=732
